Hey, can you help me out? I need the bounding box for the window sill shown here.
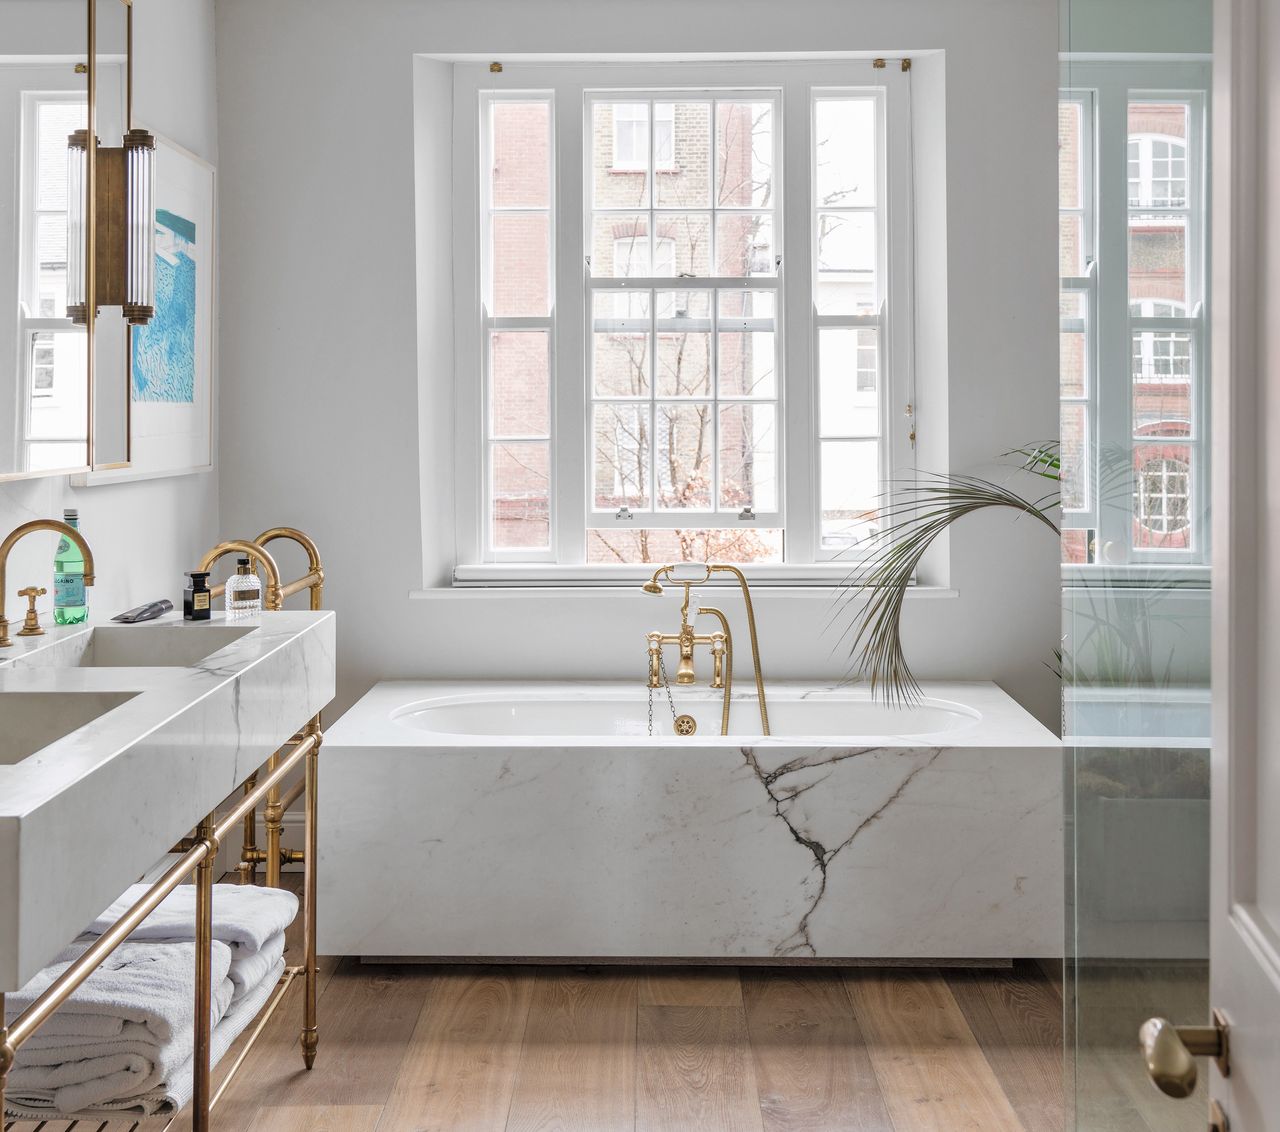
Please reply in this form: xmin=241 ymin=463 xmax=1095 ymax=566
xmin=412 ymin=564 xmax=958 ymax=599
xmin=1061 ymin=562 xmax=1210 ymax=589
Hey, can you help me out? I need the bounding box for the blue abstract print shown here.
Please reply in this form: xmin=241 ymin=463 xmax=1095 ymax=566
xmin=132 ymin=208 xmax=197 ymax=403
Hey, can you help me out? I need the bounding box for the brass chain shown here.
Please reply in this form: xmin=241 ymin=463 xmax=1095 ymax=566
xmin=647 ymin=645 xmax=679 ymax=737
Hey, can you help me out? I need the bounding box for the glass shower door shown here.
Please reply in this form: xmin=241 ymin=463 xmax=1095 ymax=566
xmin=1059 ymin=3 xmax=1214 ymax=1128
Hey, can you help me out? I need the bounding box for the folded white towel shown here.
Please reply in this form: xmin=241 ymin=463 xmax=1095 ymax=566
xmin=228 ymin=930 xmax=287 ymax=1003
xmin=88 ymin=884 xmax=298 ymax=952
xmin=5 ymin=938 xmax=233 ymax=1043
xmin=4 ymin=958 xmax=287 ymax=1119
xmin=8 ymin=976 xmax=234 ymax=1111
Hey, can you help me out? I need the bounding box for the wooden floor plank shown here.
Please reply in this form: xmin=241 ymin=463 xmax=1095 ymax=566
xmin=504 ymin=969 xmax=638 ymax=1132
xmin=843 ymin=969 xmax=1024 ymax=1132
xmin=375 ymin=967 xmax=534 ymax=1132
xmin=246 ymin=1105 xmax=383 ymax=1132
xmin=741 ymin=970 xmax=893 ymax=1132
xmin=638 ymin=968 xmax=743 ymax=1008
xmin=946 ymin=963 xmax=1065 ymax=1132
xmin=636 ymin=1006 xmax=763 ymax=1132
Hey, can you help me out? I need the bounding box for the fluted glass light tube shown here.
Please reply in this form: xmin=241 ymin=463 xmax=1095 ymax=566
xmin=66 ymin=129 xmax=88 ymax=324
xmin=123 ymin=129 xmax=155 ymax=324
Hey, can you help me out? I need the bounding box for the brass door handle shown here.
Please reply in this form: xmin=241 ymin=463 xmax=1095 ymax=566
xmin=1138 ymin=1010 xmax=1230 ymax=1098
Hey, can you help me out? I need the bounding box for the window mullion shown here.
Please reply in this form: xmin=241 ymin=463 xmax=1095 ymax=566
xmin=555 ymin=84 xmax=586 ymax=565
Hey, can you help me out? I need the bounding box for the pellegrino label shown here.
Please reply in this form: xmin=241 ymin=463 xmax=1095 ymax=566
xmin=55 ymin=572 xmax=85 ymax=606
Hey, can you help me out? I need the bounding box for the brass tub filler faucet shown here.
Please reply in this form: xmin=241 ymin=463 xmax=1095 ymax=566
xmin=642 ymin=563 xmax=770 ymax=736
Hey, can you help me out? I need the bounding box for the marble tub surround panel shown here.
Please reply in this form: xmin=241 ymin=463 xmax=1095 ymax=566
xmin=319 ymin=680 xmax=1062 ymax=961
xmin=0 ymin=610 xmax=335 ymax=992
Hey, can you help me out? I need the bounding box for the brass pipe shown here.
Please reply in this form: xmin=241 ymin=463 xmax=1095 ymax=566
xmin=699 ymin=606 xmax=734 ymax=736
xmin=255 ymin=528 xmax=324 ymax=611
xmin=237 ymin=772 xmax=259 ymax=886
xmin=3 ymin=731 xmax=316 ymax=1053
xmin=264 ymin=747 xmax=283 ymax=889
xmin=0 ymin=520 xmax=96 ymax=647
xmin=192 ymin=813 xmax=215 ymax=1132
xmin=278 ymin=775 xmax=306 ymax=815
xmin=199 ymin=539 xmax=283 ymax=611
xmin=0 ymin=992 xmax=9 ymax=1123
xmin=301 ymin=716 xmax=321 ymax=1069
xmin=708 ymin=564 xmax=769 ymax=735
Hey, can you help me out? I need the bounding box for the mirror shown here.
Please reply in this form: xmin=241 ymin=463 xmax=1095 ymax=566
xmin=0 ymin=0 xmax=90 ymax=477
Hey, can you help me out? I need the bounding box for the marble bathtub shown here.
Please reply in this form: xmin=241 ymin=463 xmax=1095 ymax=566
xmin=318 ymin=680 xmax=1062 ymax=961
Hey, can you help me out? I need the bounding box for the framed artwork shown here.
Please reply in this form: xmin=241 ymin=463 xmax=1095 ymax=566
xmin=76 ymin=130 xmax=214 ymax=484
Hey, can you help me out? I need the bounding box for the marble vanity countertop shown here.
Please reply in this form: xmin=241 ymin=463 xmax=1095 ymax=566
xmin=0 ymin=610 xmax=335 ymax=992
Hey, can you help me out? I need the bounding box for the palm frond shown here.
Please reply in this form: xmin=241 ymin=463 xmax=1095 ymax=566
xmin=836 ymin=453 xmax=1060 ymax=704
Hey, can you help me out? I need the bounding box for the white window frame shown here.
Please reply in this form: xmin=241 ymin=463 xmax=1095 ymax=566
xmin=1059 ymin=61 xmax=1209 ymax=573
xmin=452 ymin=61 xmax=916 ymax=583
xmin=17 ymin=89 xmax=90 ymax=468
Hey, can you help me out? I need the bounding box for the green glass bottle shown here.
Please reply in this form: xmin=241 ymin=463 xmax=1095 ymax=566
xmin=54 ymin=507 xmax=87 ymax=625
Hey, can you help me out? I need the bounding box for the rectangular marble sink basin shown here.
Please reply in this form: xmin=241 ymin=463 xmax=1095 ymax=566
xmin=0 ymin=691 xmax=140 ymax=766
xmin=3 ymin=623 xmax=256 ymax=669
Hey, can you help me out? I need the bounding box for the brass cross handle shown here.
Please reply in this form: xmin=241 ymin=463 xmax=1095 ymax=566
xmin=1138 ymin=1010 xmax=1229 ymax=1098
xmin=16 ymin=586 xmax=47 ymax=637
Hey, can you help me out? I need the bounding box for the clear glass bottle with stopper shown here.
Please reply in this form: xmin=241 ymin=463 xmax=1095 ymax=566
xmin=225 ymin=557 xmax=263 ymax=620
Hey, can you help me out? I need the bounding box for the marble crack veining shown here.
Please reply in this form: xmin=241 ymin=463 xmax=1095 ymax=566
xmin=742 ymin=745 xmax=943 ymax=956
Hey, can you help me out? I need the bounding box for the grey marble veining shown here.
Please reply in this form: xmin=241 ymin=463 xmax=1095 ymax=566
xmin=319 ymin=680 xmax=1061 ymax=961
xmin=0 ymin=610 xmax=335 ymax=991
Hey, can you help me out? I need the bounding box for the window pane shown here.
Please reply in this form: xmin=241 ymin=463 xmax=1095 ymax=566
xmin=491 ymin=212 xmax=549 ymax=315
xmin=36 ymin=101 xmax=85 ymax=211
xmin=654 ymin=102 xmax=710 ymax=208
xmin=592 ymin=213 xmax=650 ymax=278
xmin=1132 ymin=443 xmax=1193 ymax=549
xmin=1061 ymin=328 xmax=1087 ymax=399
xmin=655 ymin=402 xmax=713 ymax=509
xmin=816 ymin=211 xmax=876 ymax=314
xmin=819 ymin=328 xmax=879 ymax=437
xmin=1132 ymin=328 xmax=1192 ymax=438
xmin=1059 ymin=213 xmax=1085 ymax=277
xmin=492 ymin=442 xmax=550 ymax=549
xmin=587 ymin=528 xmax=783 ymax=565
xmin=1061 ymin=403 xmax=1087 ymax=511
xmin=1129 ymin=214 xmax=1187 ymax=306
xmin=715 ymin=100 xmax=774 ymax=208
xmin=718 ymin=290 xmax=776 ymax=398
xmin=1059 ymin=101 xmax=1083 ymax=211
xmin=719 ymin=403 xmax=777 ymax=511
xmin=815 ymin=97 xmax=876 ymax=207
xmin=490 ymin=331 xmax=549 ymax=438
xmin=821 ymin=440 xmax=880 ymax=549
xmin=715 ymin=212 xmax=774 ymax=277
xmin=593 ymin=404 xmax=651 ymax=509
xmin=657 ymin=213 xmax=713 ymax=277
xmin=491 ymin=101 xmax=550 ymax=208
xmin=592 ymin=291 xmax=650 ymax=397
xmin=35 ymin=214 xmax=69 ymax=318
xmin=1128 ymin=102 xmax=1189 ymax=208
xmin=26 ymin=330 xmax=86 ymax=439
xmin=655 ymin=290 xmax=711 ymax=397
xmin=594 ymin=101 xmax=650 ymax=206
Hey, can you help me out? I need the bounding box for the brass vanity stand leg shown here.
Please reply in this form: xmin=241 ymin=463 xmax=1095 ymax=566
xmin=193 ymin=814 xmax=216 ymax=1132
xmin=264 ymin=753 xmax=283 ymax=889
xmin=1 ymin=993 xmax=11 ymax=1127
xmin=238 ymin=773 xmax=259 ymax=885
xmin=301 ymin=716 xmax=321 ymax=1069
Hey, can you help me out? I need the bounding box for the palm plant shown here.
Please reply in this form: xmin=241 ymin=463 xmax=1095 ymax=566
xmin=834 ymin=444 xmax=1062 ymax=704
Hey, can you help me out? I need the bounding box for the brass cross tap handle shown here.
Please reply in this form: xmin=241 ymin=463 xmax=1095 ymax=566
xmin=16 ymin=587 xmax=47 ymax=637
xmin=1138 ymin=1010 xmax=1230 ymax=1098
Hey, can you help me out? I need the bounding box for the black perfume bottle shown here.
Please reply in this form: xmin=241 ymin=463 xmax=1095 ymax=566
xmin=184 ymin=571 xmax=212 ymax=621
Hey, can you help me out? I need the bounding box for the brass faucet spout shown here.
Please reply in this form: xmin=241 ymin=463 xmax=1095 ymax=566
xmin=197 ymin=540 xmax=284 ymax=611
xmin=0 ymin=520 xmax=97 ymax=648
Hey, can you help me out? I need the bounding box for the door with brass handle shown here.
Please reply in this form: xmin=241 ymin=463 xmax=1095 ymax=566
xmin=1138 ymin=1010 xmax=1229 ymax=1099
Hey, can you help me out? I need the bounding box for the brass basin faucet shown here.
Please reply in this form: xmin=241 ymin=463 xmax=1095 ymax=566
xmin=0 ymin=520 xmax=96 ymax=648
xmin=643 ymin=563 xmax=770 ymax=735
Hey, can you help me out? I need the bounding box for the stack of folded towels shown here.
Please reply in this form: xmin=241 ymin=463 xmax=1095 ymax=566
xmin=4 ymin=883 xmax=297 ymax=1119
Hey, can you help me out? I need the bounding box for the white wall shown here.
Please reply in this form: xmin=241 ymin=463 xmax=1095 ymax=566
xmin=0 ymin=0 xmax=219 ymax=619
xmin=214 ymin=0 xmax=1062 ymax=728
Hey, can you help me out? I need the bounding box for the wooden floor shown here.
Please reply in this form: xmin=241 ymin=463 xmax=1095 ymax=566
xmin=7 ymin=878 xmax=1068 ymax=1132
